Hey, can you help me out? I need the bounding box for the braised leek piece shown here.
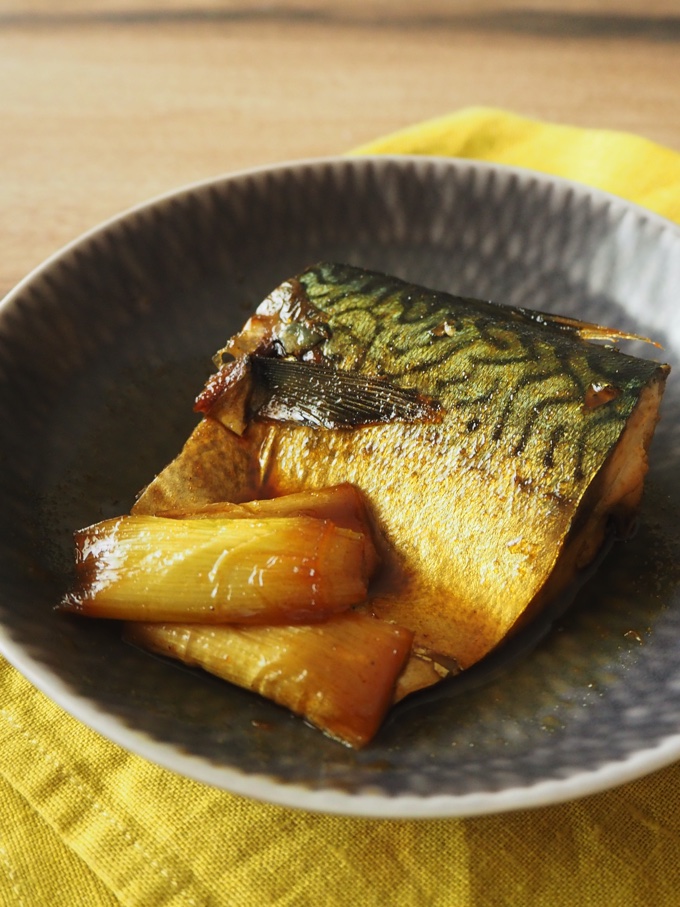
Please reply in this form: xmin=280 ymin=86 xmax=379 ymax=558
xmin=60 ymin=514 xmax=372 ymax=623
xmin=124 ymin=612 xmax=414 ymax=748
xmin=157 ymin=483 xmax=380 ymax=575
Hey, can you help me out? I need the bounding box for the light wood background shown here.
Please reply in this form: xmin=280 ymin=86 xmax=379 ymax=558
xmin=1 ymin=2 xmax=678 ymax=295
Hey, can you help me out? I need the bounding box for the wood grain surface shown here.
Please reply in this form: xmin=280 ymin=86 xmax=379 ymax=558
xmin=1 ymin=2 xmax=679 ymax=294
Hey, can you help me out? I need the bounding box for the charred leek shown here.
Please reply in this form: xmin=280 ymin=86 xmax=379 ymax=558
xmin=60 ymin=513 xmax=372 ymax=623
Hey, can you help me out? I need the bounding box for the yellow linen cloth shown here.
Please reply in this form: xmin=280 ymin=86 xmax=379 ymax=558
xmin=2 ymin=107 xmax=680 ymax=907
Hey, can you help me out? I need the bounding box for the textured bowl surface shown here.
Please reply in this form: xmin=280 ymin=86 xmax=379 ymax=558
xmin=1 ymin=156 xmax=679 ymax=818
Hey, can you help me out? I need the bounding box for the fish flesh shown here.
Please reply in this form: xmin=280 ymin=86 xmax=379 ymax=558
xmin=133 ymin=262 xmax=669 ymax=698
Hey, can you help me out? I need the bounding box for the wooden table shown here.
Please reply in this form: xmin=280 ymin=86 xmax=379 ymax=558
xmin=1 ymin=0 xmax=679 ymax=301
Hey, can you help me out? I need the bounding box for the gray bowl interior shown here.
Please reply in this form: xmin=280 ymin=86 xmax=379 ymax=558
xmin=1 ymin=156 xmax=679 ymax=808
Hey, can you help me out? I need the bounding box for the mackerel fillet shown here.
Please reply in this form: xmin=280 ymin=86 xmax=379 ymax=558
xmin=134 ymin=263 xmax=670 ymax=696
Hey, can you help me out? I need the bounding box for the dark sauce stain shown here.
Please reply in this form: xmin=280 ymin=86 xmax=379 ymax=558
xmin=584 ymin=382 xmax=622 ymax=409
xmin=251 ymin=719 xmax=275 ymax=732
xmin=430 ymin=320 xmax=459 ymax=338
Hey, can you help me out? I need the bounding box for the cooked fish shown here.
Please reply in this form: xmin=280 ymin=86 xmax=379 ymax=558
xmin=134 ymin=262 xmax=669 ymax=695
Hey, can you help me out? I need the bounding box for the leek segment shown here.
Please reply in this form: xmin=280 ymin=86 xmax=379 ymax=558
xmin=64 ymin=484 xmax=414 ymax=746
xmin=157 ymin=483 xmax=380 ymax=574
xmin=124 ymin=613 xmax=414 ymax=748
xmin=60 ymin=514 xmax=371 ymax=623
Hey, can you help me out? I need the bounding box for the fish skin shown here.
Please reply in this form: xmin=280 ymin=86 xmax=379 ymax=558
xmin=293 ymin=263 xmax=661 ymax=494
xmin=136 ymin=262 xmax=669 ymax=674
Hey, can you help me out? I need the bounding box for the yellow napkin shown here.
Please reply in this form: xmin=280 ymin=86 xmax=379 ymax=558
xmin=3 ymin=108 xmax=680 ymax=907
xmin=353 ymin=106 xmax=680 ymax=225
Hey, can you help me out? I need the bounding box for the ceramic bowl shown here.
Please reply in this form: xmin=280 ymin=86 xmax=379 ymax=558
xmin=1 ymin=156 xmax=679 ymax=817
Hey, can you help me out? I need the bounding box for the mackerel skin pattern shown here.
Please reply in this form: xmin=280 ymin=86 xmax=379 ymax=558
xmin=296 ymin=262 xmax=663 ymax=504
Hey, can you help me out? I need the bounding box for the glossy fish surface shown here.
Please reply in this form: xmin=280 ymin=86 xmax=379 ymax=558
xmin=135 ymin=263 xmax=669 ymax=690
